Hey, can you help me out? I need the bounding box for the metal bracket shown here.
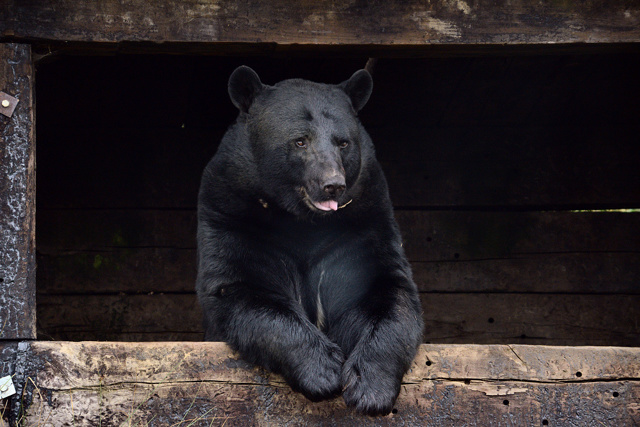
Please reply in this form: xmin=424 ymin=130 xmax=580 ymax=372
xmin=0 ymin=375 xmax=16 ymax=399
xmin=0 ymin=91 xmax=19 ymax=118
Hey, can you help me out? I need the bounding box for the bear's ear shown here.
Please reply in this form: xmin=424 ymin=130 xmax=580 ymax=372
xmin=228 ymin=66 xmax=265 ymax=113
xmin=339 ymin=69 xmax=373 ymax=112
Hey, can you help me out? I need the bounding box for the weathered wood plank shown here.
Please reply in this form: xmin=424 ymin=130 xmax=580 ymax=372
xmin=36 ymin=210 xmax=198 ymax=253
xmin=36 ymin=294 xmax=203 ymax=342
xmin=0 ymin=43 xmax=35 ymax=339
xmin=37 ymin=248 xmax=197 ymax=294
xmin=420 ymin=294 xmax=640 ymax=346
xmin=396 ymin=211 xmax=640 ymax=261
xmin=413 ymin=253 xmax=640 ymax=293
xmin=36 ymin=293 xmax=640 ymax=346
xmin=24 ymin=342 xmax=640 ymax=385
xmin=2 ymin=0 xmax=640 ymax=47
xmin=16 ymin=342 xmax=640 ymax=426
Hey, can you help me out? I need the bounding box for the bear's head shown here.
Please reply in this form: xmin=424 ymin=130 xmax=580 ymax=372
xmin=228 ymin=66 xmax=373 ymax=217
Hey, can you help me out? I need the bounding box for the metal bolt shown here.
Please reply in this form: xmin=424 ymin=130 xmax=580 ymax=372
xmin=1 ymin=99 xmax=9 ymax=108
xmin=0 ymin=383 xmax=8 ymax=392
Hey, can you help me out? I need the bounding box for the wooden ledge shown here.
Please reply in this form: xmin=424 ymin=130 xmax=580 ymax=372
xmin=7 ymin=342 xmax=640 ymax=425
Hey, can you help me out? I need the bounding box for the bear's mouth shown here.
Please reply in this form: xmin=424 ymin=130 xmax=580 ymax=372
xmin=300 ymin=187 xmax=339 ymax=213
xmin=300 ymin=187 xmax=351 ymax=213
xmin=303 ymin=192 xmax=338 ymax=212
xmin=312 ymin=199 xmax=339 ymax=211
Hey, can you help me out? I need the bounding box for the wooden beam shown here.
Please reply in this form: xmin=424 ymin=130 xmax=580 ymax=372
xmin=0 ymin=43 xmax=36 ymax=340
xmin=11 ymin=341 xmax=640 ymax=425
xmin=1 ymin=1 xmax=640 ymax=48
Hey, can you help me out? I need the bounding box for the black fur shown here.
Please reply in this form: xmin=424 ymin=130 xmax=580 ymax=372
xmin=196 ymin=67 xmax=423 ymax=416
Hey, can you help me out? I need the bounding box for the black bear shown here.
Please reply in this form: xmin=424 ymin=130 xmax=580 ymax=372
xmin=196 ymin=66 xmax=423 ymax=416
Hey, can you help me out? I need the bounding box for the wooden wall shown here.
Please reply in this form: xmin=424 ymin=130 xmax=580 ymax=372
xmin=35 ymin=51 xmax=640 ymax=345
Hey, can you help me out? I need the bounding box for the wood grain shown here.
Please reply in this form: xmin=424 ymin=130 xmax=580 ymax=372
xmin=15 ymin=341 xmax=640 ymax=426
xmin=412 ymin=253 xmax=640 ymax=293
xmin=0 ymin=43 xmax=36 ymax=339
xmin=36 ymin=293 xmax=202 ymax=341
xmin=2 ymin=0 xmax=640 ymax=48
xmin=420 ymin=293 xmax=640 ymax=346
xmin=396 ymin=211 xmax=640 ymax=261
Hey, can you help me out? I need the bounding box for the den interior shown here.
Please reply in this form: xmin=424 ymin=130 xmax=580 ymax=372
xmin=34 ymin=49 xmax=640 ymax=345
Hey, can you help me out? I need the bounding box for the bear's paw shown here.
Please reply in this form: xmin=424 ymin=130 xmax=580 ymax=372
xmin=288 ymin=340 xmax=344 ymax=402
xmin=341 ymin=352 xmax=401 ymax=416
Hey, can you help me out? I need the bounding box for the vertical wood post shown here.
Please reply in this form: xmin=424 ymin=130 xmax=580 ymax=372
xmin=0 ymin=43 xmax=36 ymax=340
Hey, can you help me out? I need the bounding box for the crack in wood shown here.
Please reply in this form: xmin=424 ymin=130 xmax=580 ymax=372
xmin=36 ymin=379 xmax=289 ymax=393
xmin=410 ymin=377 xmax=640 ymax=385
xmin=38 ymin=376 xmax=640 ymax=394
xmin=507 ymin=344 xmax=527 ymax=366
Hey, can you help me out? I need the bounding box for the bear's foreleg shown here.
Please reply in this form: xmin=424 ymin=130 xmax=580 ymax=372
xmin=201 ymin=285 xmax=345 ymax=402
xmin=330 ymin=280 xmax=423 ymax=416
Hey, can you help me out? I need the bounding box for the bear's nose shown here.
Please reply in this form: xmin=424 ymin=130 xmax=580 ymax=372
xmin=323 ymin=179 xmax=346 ymax=198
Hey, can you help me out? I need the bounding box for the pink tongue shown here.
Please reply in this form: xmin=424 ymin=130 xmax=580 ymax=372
xmin=314 ymin=200 xmax=339 ymax=211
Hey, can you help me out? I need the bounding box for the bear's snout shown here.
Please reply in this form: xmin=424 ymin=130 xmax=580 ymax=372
xmin=322 ymin=175 xmax=346 ymax=199
xmin=302 ymin=169 xmax=347 ymax=212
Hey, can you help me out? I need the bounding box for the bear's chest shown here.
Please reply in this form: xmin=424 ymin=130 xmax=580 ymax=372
xmin=257 ymin=215 xmax=358 ymax=263
xmin=256 ymin=216 xmax=376 ymax=317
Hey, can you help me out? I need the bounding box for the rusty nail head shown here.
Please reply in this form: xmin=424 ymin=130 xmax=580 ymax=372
xmin=0 ymin=91 xmax=18 ymax=118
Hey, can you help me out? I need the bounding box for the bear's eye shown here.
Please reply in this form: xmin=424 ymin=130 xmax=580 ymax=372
xmin=338 ymin=139 xmax=349 ymax=149
xmin=294 ymin=138 xmax=306 ymax=148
